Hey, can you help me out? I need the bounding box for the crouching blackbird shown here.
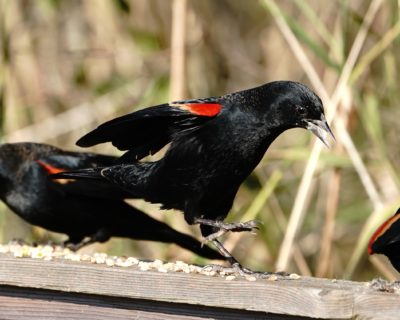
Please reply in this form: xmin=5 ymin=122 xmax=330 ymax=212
xmin=0 ymin=142 xmax=224 ymax=259
xmin=54 ymin=81 xmax=334 ymax=272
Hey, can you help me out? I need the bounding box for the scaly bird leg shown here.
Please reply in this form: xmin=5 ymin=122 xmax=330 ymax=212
xmin=195 ymin=218 xmax=260 ymax=243
xmin=209 ymin=239 xmax=254 ymax=275
xmin=195 ymin=219 xmax=290 ymax=277
xmin=204 ymin=239 xmax=290 ymax=278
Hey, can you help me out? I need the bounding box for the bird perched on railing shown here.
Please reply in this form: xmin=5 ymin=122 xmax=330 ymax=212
xmin=368 ymin=208 xmax=400 ymax=272
xmin=53 ymin=81 xmax=334 ymax=273
xmin=0 ymin=142 xmax=225 ymax=260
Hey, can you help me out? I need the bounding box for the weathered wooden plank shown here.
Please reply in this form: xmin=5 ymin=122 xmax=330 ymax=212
xmin=0 ymin=256 xmax=351 ymax=318
xmin=0 ymin=286 xmax=303 ymax=320
xmin=353 ymin=293 xmax=400 ymax=320
xmin=0 ymin=254 xmax=399 ymax=319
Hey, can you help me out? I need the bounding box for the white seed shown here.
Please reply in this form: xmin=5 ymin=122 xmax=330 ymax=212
xmin=245 ymin=276 xmax=257 ymax=282
xmin=139 ymin=263 xmax=150 ymax=271
xmin=105 ymin=258 xmax=115 ymax=267
xmin=267 ymin=275 xmax=278 ymax=281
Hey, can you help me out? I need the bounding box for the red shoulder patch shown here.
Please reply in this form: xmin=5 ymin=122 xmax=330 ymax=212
xmin=171 ymin=103 xmax=222 ymax=117
xmin=36 ymin=160 xmax=74 ymax=185
xmin=36 ymin=160 xmax=65 ymax=175
xmin=368 ymin=210 xmax=400 ymax=254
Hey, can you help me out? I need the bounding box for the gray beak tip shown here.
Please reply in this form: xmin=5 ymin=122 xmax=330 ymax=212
xmin=306 ymin=119 xmax=335 ymax=148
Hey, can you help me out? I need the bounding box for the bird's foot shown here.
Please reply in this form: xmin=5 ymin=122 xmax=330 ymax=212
xmin=202 ymin=263 xmax=289 ymax=279
xmin=202 ymin=239 xmax=293 ymax=280
xmin=202 ymin=262 xmax=254 ymax=276
xmin=63 ymin=238 xmax=94 ymax=252
xmin=225 ymin=262 xmax=290 ymax=279
xmin=196 ymin=219 xmax=260 ymax=243
xmin=64 ymin=243 xmax=80 ymax=252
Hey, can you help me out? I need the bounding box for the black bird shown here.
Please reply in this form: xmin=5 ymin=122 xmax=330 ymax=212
xmin=0 ymin=142 xmax=225 ymax=259
xmin=54 ymin=81 xmax=334 ymax=271
xmin=368 ymin=208 xmax=400 ymax=272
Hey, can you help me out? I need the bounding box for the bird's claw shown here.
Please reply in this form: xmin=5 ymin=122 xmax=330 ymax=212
xmin=231 ymin=262 xmax=257 ymax=276
xmin=64 ymin=242 xmax=81 ymax=252
xmin=226 ymin=220 xmax=261 ymax=232
xmin=197 ymin=219 xmax=261 ymax=244
xmin=202 ymin=263 xmax=290 ymax=279
xmin=202 ymin=262 xmax=255 ymax=276
xmin=63 ymin=238 xmax=93 ymax=252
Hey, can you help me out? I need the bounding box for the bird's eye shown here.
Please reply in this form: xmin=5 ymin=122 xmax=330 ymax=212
xmin=296 ymin=105 xmax=307 ymax=115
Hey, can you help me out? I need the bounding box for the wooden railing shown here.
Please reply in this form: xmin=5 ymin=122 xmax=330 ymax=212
xmin=0 ymin=250 xmax=399 ymax=319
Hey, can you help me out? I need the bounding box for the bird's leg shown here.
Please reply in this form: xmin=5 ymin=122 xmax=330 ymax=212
xmin=64 ymin=229 xmax=110 ymax=251
xmin=195 ymin=218 xmax=260 ymax=243
xmin=208 ymin=239 xmax=255 ymax=275
xmin=204 ymin=240 xmax=290 ymax=279
xmin=64 ymin=237 xmax=95 ymax=251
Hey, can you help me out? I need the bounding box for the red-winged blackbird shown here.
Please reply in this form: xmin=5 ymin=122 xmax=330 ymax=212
xmin=368 ymin=208 xmax=400 ymax=272
xmin=54 ymin=81 xmax=334 ymax=271
xmin=0 ymin=142 xmax=225 ymax=260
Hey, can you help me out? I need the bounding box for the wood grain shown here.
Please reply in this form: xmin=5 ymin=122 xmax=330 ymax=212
xmin=0 ymin=254 xmax=399 ymax=319
xmin=0 ymin=286 xmax=304 ymax=320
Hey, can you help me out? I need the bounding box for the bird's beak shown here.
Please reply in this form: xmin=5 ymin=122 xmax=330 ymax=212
xmin=305 ymin=115 xmax=335 ymax=148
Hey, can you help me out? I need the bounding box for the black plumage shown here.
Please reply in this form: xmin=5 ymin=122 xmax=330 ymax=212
xmin=0 ymin=142 xmax=225 ymax=260
xmin=54 ymin=81 xmax=334 ymax=270
xmin=368 ymin=208 xmax=400 ymax=272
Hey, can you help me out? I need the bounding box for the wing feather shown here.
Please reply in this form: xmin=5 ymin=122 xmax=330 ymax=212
xmin=37 ymin=153 xmax=133 ymax=199
xmin=77 ymin=101 xmax=223 ymax=159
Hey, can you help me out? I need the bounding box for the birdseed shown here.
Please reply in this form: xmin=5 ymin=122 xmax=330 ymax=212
xmin=0 ymin=241 xmax=298 ymax=281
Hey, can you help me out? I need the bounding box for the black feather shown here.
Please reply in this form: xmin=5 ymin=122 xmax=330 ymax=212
xmin=0 ymin=142 xmax=225 ymax=259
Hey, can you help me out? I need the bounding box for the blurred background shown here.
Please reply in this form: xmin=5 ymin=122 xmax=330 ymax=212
xmin=1 ymin=0 xmax=400 ymax=281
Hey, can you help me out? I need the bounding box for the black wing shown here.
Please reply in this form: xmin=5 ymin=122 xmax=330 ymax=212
xmin=76 ymin=99 xmax=223 ymax=160
xmin=368 ymin=208 xmax=400 ymax=254
xmin=37 ymin=152 xmax=133 ymax=200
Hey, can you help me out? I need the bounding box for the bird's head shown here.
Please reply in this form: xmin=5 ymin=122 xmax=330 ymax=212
xmin=0 ymin=143 xmax=45 ymax=197
xmin=258 ymin=81 xmax=335 ymax=147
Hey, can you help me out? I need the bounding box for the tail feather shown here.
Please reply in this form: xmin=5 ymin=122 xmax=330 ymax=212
xmin=176 ymin=236 xmax=226 ymax=260
xmin=50 ymin=167 xmax=103 ymax=180
xmin=159 ymin=227 xmax=226 ymax=260
xmin=112 ymin=204 xmax=225 ymax=260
